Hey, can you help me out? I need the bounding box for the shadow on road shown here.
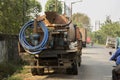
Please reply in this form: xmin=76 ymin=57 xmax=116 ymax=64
xmin=41 ymin=70 xmax=79 ymax=80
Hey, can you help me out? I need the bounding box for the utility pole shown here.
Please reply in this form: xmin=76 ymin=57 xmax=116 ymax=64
xmin=98 ymin=20 xmax=101 ymax=30
xmin=95 ymin=20 xmax=101 ymax=31
xmin=71 ymin=0 xmax=82 ymax=18
xmin=55 ymin=0 xmax=57 ymax=12
xmin=95 ymin=21 xmax=97 ymax=31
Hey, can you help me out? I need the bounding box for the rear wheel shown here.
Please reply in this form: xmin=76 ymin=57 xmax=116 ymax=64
xmin=31 ymin=61 xmax=38 ymax=75
xmin=66 ymin=61 xmax=78 ymax=75
xmin=31 ymin=60 xmax=44 ymax=75
xmin=72 ymin=62 xmax=78 ymax=75
xmin=37 ymin=68 xmax=44 ymax=75
xmin=78 ymin=53 xmax=81 ymax=67
xmin=66 ymin=67 xmax=73 ymax=74
xmin=78 ymin=56 xmax=81 ymax=67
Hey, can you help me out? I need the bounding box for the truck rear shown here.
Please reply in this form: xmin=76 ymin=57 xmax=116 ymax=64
xmin=79 ymin=27 xmax=87 ymax=47
xmin=18 ymin=12 xmax=82 ymax=75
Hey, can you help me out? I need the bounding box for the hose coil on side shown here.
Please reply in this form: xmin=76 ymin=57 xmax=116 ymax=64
xmin=19 ymin=20 xmax=48 ymax=54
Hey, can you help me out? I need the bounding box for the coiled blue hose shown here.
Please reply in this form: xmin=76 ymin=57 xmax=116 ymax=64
xmin=19 ymin=20 xmax=48 ymax=54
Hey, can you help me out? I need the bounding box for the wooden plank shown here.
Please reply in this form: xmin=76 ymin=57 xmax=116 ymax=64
xmin=24 ymin=65 xmax=71 ymax=69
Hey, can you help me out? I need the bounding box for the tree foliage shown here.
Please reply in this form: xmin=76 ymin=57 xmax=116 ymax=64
xmin=72 ymin=13 xmax=90 ymax=28
xmin=0 ymin=0 xmax=42 ymax=35
xmin=45 ymin=0 xmax=62 ymax=14
xmin=92 ymin=17 xmax=120 ymax=44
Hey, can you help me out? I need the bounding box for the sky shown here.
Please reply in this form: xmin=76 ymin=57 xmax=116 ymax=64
xmin=37 ymin=0 xmax=120 ymax=30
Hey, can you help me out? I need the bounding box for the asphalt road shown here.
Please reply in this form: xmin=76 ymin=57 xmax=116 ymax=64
xmin=79 ymin=44 xmax=115 ymax=80
xmin=24 ymin=44 xmax=116 ymax=80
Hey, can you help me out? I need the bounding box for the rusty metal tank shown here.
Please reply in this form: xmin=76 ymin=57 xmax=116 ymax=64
xmin=37 ymin=12 xmax=76 ymax=42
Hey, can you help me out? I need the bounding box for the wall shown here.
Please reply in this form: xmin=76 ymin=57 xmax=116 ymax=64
xmin=0 ymin=34 xmax=20 ymax=63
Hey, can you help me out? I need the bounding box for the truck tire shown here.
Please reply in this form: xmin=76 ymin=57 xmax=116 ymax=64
xmin=31 ymin=68 xmax=38 ymax=75
xmin=78 ymin=56 xmax=81 ymax=67
xmin=31 ymin=61 xmax=44 ymax=75
xmin=66 ymin=67 xmax=73 ymax=74
xmin=37 ymin=68 xmax=44 ymax=75
xmin=82 ymin=42 xmax=86 ymax=47
xmin=72 ymin=62 xmax=78 ymax=75
xmin=31 ymin=61 xmax=38 ymax=75
xmin=66 ymin=62 xmax=78 ymax=75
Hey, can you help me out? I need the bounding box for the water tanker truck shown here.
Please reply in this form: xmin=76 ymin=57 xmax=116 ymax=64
xmin=18 ymin=12 xmax=82 ymax=75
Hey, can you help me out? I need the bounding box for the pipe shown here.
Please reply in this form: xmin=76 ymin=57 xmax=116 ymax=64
xmin=19 ymin=20 xmax=48 ymax=54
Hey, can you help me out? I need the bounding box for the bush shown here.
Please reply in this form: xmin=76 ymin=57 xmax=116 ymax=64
xmin=0 ymin=62 xmax=23 ymax=80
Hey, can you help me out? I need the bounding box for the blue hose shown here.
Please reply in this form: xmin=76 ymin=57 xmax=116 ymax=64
xmin=19 ymin=20 xmax=48 ymax=54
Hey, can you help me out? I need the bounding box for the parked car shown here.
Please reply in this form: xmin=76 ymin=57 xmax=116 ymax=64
xmin=115 ymin=37 xmax=120 ymax=49
xmin=106 ymin=37 xmax=116 ymax=48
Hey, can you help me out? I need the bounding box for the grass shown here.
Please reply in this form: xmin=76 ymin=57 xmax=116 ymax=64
xmin=4 ymin=55 xmax=35 ymax=80
xmin=0 ymin=61 xmax=25 ymax=80
xmin=6 ymin=67 xmax=31 ymax=80
xmin=5 ymin=76 xmax=22 ymax=80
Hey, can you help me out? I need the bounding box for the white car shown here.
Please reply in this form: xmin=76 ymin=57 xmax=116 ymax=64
xmin=106 ymin=37 xmax=116 ymax=48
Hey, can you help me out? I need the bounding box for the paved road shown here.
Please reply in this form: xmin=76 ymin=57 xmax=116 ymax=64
xmin=24 ymin=45 xmax=116 ymax=80
xmin=79 ymin=45 xmax=115 ymax=80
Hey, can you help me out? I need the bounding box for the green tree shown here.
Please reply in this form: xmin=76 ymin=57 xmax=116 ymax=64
xmin=72 ymin=13 xmax=90 ymax=28
xmin=100 ymin=22 xmax=120 ymax=37
xmin=92 ymin=17 xmax=120 ymax=44
xmin=45 ymin=0 xmax=62 ymax=14
xmin=0 ymin=0 xmax=42 ymax=34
